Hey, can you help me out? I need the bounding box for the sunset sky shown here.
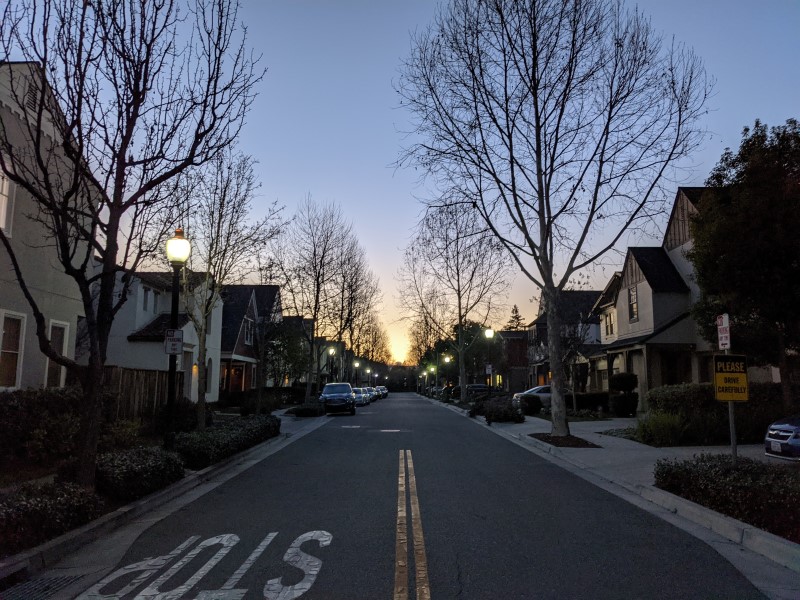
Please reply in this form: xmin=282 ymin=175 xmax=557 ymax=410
xmin=238 ymin=0 xmax=800 ymax=363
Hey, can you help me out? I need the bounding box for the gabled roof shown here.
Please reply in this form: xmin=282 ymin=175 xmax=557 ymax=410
xmin=219 ymin=286 xmax=255 ymax=352
xmin=498 ymin=329 xmax=527 ymax=340
xmin=533 ymin=290 xmax=602 ymax=325
xmin=627 ymin=247 xmax=689 ymax=293
xmin=592 ymin=272 xmax=622 ymax=314
xmin=676 ymin=186 xmax=708 ymax=207
xmin=219 ymin=285 xmax=281 ymax=352
xmin=128 ymin=313 xmax=191 ymax=342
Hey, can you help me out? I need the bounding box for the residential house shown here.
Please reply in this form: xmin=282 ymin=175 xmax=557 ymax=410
xmin=219 ymin=284 xmax=282 ymax=394
xmin=0 ymin=62 xmax=85 ymax=390
xmin=494 ymin=329 xmax=529 ymax=393
xmin=589 ymin=188 xmax=716 ymax=409
xmin=528 ymin=290 xmax=602 ymax=390
xmin=104 ymin=270 xmax=223 ymax=404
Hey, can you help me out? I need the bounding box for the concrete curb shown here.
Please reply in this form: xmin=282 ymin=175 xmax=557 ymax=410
xmin=0 ymin=426 xmax=297 ymax=588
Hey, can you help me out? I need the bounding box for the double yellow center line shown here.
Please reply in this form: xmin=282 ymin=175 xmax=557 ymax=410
xmin=395 ymin=450 xmax=431 ymax=600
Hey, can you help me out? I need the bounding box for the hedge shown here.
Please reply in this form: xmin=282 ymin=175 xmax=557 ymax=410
xmin=646 ymin=382 xmax=794 ymax=445
xmin=95 ymin=447 xmax=185 ymax=502
xmin=0 ymin=482 xmax=105 ymax=558
xmin=174 ymin=415 xmax=282 ymax=470
xmin=654 ymin=454 xmax=800 ymax=544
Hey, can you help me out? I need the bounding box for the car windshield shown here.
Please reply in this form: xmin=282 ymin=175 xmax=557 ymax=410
xmin=353 ymin=388 xmax=362 ymax=394
xmin=323 ymin=383 xmax=351 ymax=394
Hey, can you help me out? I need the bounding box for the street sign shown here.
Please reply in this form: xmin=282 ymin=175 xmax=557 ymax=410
xmin=713 ymin=354 xmax=748 ymax=402
xmin=164 ymin=328 xmax=183 ymax=355
xmin=716 ymin=313 xmax=730 ymax=350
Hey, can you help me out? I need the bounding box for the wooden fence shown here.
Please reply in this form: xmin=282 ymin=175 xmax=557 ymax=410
xmin=103 ymin=366 xmax=184 ymax=421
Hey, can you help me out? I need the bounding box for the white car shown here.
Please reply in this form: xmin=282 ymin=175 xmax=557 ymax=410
xmin=512 ymin=385 xmax=553 ymax=409
xmin=352 ymin=387 xmax=369 ymax=406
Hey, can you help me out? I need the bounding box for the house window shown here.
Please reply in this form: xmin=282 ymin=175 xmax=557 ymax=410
xmin=143 ymin=287 xmax=150 ymax=311
xmin=251 ymin=364 xmax=257 ymax=389
xmin=0 ymin=168 xmax=14 ymax=235
xmin=628 ymin=286 xmax=639 ymax=323
xmin=0 ymin=313 xmax=24 ymax=388
xmin=244 ymin=318 xmax=253 ymax=345
xmin=153 ymin=291 xmax=160 ymax=313
xmin=46 ymin=321 xmax=68 ymax=388
xmin=604 ymin=312 xmax=615 ymax=336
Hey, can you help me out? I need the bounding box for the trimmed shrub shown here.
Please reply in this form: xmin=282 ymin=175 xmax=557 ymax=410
xmin=0 ymin=482 xmax=104 ymax=558
xmin=610 ymin=372 xmax=638 ymax=394
xmin=483 ymin=398 xmax=525 ymax=424
xmin=95 ymin=447 xmax=185 ymax=502
xmin=0 ymin=387 xmax=85 ymax=464
xmin=636 ymin=412 xmax=684 ymax=447
xmin=654 ymin=454 xmax=800 ymax=544
xmin=97 ymin=420 xmax=143 ymax=453
xmin=518 ymin=395 xmax=542 ymax=416
xmin=646 ymin=382 xmax=793 ymax=445
xmin=174 ymin=415 xmax=281 ymax=470
xmin=609 ymin=393 xmax=639 ymax=417
xmin=285 ymin=405 xmax=325 ymax=418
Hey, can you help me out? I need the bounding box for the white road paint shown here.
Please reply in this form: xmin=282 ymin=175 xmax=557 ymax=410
xmin=137 ymin=533 xmax=239 ymax=599
xmin=263 ymin=531 xmax=333 ymax=600
xmin=76 ymin=536 xmax=200 ymax=599
xmin=74 ymin=531 xmax=332 ymax=600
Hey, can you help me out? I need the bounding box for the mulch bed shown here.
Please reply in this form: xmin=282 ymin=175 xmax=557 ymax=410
xmin=529 ymin=433 xmax=601 ymax=448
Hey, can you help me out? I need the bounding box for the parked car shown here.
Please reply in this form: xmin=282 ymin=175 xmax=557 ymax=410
xmin=764 ymin=415 xmax=800 ymax=461
xmin=465 ymin=383 xmax=491 ymax=400
xmin=364 ymin=386 xmax=376 ymax=402
xmin=319 ymin=382 xmax=356 ymax=415
xmin=353 ymin=387 xmax=369 ymax=407
xmin=512 ymin=385 xmax=553 ymax=409
xmin=376 ymin=385 xmax=388 ymax=398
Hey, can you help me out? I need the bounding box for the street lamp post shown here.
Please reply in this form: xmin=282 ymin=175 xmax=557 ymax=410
xmin=328 ymin=347 xmax=336 ymax=383
xmin=354 ymin=361 xmax=360 ymax=386
xmin=165 ymin=228 xmax=191 ymax=445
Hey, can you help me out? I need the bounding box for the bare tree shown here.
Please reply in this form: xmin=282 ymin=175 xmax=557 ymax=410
xmin=398 ymin=0 xmax=711 ymax=435
xmin=180 ymin=148 xmax=283 ymax=428
xmin=0 ymin=0 xmax=262 ymax=484
xmin=270 ymin=198 xmax=371 ymax=402
xmin=398 ymin=203 xmax=513 ymax=391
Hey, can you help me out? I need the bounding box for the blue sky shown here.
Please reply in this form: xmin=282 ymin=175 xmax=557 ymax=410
xmin=238 ymin=1 xmax=800 ymax=363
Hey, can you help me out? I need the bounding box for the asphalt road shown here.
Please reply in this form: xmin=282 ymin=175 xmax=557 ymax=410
xmin=67 ymin=393 xmax=764 ymax=599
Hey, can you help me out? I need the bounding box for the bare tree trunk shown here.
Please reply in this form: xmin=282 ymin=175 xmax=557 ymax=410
xmin=196 ymin=335 xmax=208 ymax=430
xmin=545 ymin=287 xmax=571 ymax=437
xmin=74 ymin=361 xmax=105 ymax=486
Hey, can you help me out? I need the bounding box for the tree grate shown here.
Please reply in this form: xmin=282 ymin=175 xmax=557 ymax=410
xmin=2 ymin=575 xmax=86 ymax=600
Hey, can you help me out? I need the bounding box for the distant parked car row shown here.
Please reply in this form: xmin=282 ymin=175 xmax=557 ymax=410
xmin=318 ymin=382 xmax=389 ymax=415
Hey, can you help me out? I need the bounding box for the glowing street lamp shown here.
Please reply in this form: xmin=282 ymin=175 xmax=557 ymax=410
xmin=164 ymin=227 xmax=191 ymax=444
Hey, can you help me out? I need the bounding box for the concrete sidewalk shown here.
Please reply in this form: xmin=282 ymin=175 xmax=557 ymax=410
xmin=429 ymin=397 xmax=800 ymax=599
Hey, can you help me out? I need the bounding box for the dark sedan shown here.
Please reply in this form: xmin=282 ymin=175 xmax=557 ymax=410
xmin=765 ymin=415 xmax=800 ymax=461
xmin=319 ymin=382 xmax=356 ymax=415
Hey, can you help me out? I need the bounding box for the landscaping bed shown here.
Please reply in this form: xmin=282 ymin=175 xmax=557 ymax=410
xmin=0 ymin=387 xmax=282 ymax=560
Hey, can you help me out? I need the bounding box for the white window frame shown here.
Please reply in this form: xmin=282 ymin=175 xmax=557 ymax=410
xmin=45 ymin=319 xmax=69 ymax=388
xmin=244 ymin=318 xmax=253 ymax=345
xmin=628 ymin=286 xmax=639 ymax=323
xmin=0 ymin=166 xmax=15 ymax=237
xmin=0 ymin=310 xmax=26 ymax=390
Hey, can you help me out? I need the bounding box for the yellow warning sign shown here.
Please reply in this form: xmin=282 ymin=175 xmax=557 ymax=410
xmin=713 ymin=355 xmax=748 ymax=402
